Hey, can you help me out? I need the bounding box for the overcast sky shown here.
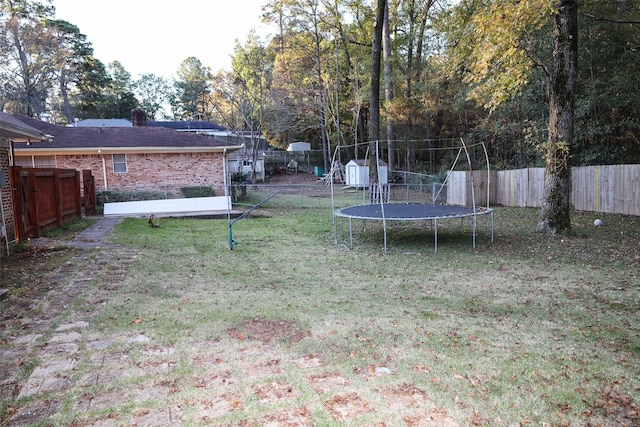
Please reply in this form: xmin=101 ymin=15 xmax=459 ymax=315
xmin=51 ymin=0 xmax=273 ymax=79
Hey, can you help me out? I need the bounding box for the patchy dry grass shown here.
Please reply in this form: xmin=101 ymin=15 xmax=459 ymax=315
xmin=89 ymin=204 xmax=640 ymax=426
xmin=1 ymin=200 xmax=638 ymax=426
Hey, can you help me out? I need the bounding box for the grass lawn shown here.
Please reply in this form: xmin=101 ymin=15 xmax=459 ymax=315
xmin=94 ymin=198 xmax=639 ymax=426
xmin=2 ymin=186 xmax=637 ymax=426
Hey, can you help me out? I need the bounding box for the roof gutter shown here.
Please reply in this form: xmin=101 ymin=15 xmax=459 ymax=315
xmin=0 ymin=124 xmax=47 ymax=142
xmin=12 ymin=145 xmax=243 ymax=156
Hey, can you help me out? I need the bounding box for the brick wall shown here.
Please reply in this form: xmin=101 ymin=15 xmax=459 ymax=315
xmin=54 ymin=152 xmax=227 ymax=192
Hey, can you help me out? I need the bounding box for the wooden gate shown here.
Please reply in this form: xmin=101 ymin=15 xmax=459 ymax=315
xmin=10 ymin=167 xmax=82 ymax=242
xmin=83 ymin=169 xmax=96 ymax=215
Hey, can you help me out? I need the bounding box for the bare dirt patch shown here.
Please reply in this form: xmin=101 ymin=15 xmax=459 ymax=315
xmin=292 ymin=354 xmax=324 ymax=369
xmin=193 ymin=369 xmax=234 ymax=390
xmin=584 ymin=385 xmax=640 ymax=426
xmin=404 ymin=408 xmax=460 ymax=427
xmin=379 ymin=382 xmax=430 ymax=409
xmin=227 ymin=318 xmax=309 ymax=344
xmin=260 ymin=406 xmax=313 ymax=426
xmin=323 ymin=392 xmax=374 ymax=422
xmin=245 ymin=358 xmax=284 ymax=378
xmin=254 ymin=381 xmax=296 ymax=403
xmin=195 ymin=393 xmax=243 ymax=422
xmin=308 ymin=371 xmax=349 ymax=394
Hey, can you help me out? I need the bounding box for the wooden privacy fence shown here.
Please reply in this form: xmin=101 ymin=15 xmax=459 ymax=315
xmin=10 ymin=166 xmax=83 ymax=241
xmin=447 ymin=170 xmax=497 ymax=207
xmin=449 ymin=164 xmax=640 ymax=216
xmin=496 ymin=168 xmax=545 ymax=208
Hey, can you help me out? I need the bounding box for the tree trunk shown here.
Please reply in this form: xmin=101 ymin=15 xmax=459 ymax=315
xmin=538 ymin=0 xmax=578 ymax=233
xmin=310 ymin=6 xmax=331 ymax=174
xmin=369 ymin=0 xmax=386 ymax=184
xmin=60 ymin=71 xmax=73 ymax=124
xmin=383 ymin=0 xmax=395 ymax=172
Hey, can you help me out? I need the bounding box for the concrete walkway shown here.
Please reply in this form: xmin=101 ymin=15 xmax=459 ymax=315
xmin=1 ymin=215 xmax=138 ymax=426
xmin=28 ymin=215 xmax=123 ymax=250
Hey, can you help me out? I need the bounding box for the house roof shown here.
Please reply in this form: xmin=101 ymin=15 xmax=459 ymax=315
xmin=0 ymin=111 xmax=47 ymax=142
xmin=11 ymin=115 xmax=242 ymax=155
xmin=147 ymin=121 xmax=228 ymax=132
xmin=76 ymin=118 xmax=133 ymax=127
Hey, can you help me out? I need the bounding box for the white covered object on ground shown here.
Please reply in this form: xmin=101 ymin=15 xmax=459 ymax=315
xmin=103 ymin=196 xmax=231 ymax=217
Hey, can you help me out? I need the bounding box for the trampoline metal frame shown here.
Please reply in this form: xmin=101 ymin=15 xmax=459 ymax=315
xmin=333 ymin=203 xmax=494 ymax=252
xmin=330 ymin=138 xmax=495 ymax=253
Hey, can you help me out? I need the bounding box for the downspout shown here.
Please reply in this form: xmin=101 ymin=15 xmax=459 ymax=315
xmin=99 ymin=150 xmax=108 ymax=190
xmin=223 ymin=148 xmax=228 ymax=196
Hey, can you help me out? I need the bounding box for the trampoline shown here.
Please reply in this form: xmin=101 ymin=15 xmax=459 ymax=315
xmin=333 ymin=203 xmax=494 ymax=252
xmin=329 ymin=138 xmax=495 ymax=253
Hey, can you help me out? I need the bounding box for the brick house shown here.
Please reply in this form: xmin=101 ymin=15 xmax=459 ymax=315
xmin=11 ymin=114 xmax=242 ymax=195
xmin=0 ymin=112 xmax=47 ymax=252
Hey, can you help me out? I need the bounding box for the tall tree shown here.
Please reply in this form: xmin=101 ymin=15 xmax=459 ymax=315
xmin=538 ymin=0 xmax=578 ymax=233
xmin=98 ymin=60 xmax=138 ymax=119
xmin=0 ymin=0 xmax=57 ymax=116
xmin=230 ymin=33 xmax=273 ymax=183
xmin=382 ymin=0 xmax=395 ymax=171
xmin=573 ymin=1 xmax=640 ymax=165
xmin=441 ymin=0 xmax=577 ymax=233
xmin=70 ymin=55 xmax=109 ymax=119
xmin=134 ymin=73 xmax=172 ymax=120
xmin=44 ymin=18 xmax=95 ymax=123
xmin=368 ymin=0 xmax=385 ymax=183
xmin=173 ymin=56 xmax=212 ymax=120
xmin=264 ymin=0 xmax=333 ymax=171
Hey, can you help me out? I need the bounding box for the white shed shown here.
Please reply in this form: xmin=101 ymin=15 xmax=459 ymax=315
xmin=227 ymin=152 xmax=265 ymax=182
xmin=286 ymin=141 xmax=311 ymax=152
xmin=345 ymin=159 xmax=388 ymax=187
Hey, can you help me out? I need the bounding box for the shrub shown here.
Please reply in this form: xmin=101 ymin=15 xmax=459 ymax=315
xmin=97 ymin=190 xmax=168 ymax=204
xmin=231 ymin=172 xmax=249 ymax=184
xmin=181 ymin=186 xmax=215 ymax=198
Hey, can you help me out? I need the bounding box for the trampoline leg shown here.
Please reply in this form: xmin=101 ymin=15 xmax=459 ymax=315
xmin=491 ymin=211 xmax=495 ymax=242
xmin=383 ymin=219 xmax=388 ymax=254
xmin=351 ymin=219 xmax=356 ymax=249
xmin=484 ymin=214 xmax=489 ymax=239
xmin=434 ymin=219 xmax=438 ymax=253
xmin=472 ymin=215 xmax=477 ymax=249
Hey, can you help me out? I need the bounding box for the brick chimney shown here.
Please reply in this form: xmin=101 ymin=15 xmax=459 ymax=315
xmin=131 ymin=108 xmax=147 ymax=126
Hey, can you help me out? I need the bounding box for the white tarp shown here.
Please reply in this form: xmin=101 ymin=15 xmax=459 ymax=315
xmin=104 ymin=196 xmax=231 ymax=217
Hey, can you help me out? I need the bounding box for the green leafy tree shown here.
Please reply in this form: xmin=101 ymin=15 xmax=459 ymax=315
xmin=95 ymin=60 xmax=138 ymax=119
xmin=573 ymin=2 xmax=640 ymax=165
xmin=0 ymin=0 xmax=57 ymax=116
xmin=44 ymin=18 xmax=95 ymax=123
xmin=173 ymin=56 xmax=212 ymax=120
xmin=441 ymin=0 xmax=577 ymax=233
xmin=70 ymin=55 xmax=110 ymax=119
xmin=134 ymin=73 xmax=172 ymax=120
xmin=264 ymin=0 xmax=333 ymax=171
xmin=230 ymin=32 xmax=273 ymax=183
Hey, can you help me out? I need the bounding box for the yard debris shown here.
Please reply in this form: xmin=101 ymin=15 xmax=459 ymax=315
xmin=148 ymin=214 xmax=160 ymax=228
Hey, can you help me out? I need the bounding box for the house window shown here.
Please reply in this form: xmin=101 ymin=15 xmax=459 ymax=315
xmin=113 ymin=154 xmax=127 ymax=173
xmin=242 ymin=160 xmax=253 ymax=167
xmin=14 ymin=155 xmax=55 ymax=168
